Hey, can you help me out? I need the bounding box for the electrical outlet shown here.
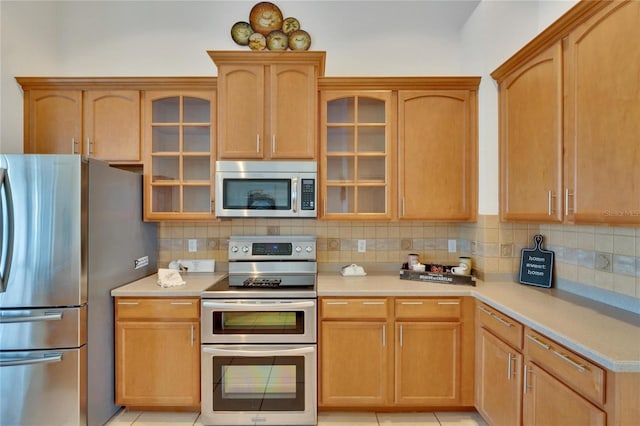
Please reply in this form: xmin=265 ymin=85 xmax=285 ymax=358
xmin=134 ymin=256 xmax=149 ymax=269
xmin=357 ymin=239 xmax=366 ymax=253
xmin=188 ymin=239 xmax=197 ymax=253
xmin=448 ymin=239 xmax=457 ymax=253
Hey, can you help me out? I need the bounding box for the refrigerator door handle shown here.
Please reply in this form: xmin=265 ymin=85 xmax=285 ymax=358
xmin=0 ymin=311 xmax=63 ymax=324
xmin=0 ymin=167 xmax=15 ymax=293
xmin=0 ymin=353 xmax=63 ymax=367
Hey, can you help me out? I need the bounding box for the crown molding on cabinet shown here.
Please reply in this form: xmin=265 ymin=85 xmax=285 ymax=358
xmin=491 ymin=0 xmax=610 ymax=81
xmin=318 ymin=76 xmax=481 ymax=91
xmin=15 ymin=76 xmax=216 ymax=90
xmin=208 ymin=50 xmax=326 ymax=77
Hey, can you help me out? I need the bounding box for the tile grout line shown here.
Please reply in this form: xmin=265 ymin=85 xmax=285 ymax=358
xmin=433 ymin=411 xmax=442 ymax=425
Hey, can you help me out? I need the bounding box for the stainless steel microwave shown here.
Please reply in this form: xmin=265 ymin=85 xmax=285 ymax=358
xmin=215 ymin=161 xmax=317 ymax=218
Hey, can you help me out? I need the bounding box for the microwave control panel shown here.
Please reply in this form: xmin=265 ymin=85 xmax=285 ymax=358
xmin=301 ymin=179 xmax=315 ymax=210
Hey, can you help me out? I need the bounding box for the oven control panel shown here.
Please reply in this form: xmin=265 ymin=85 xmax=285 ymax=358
xmin=228 ymin=236 xmax=316 ymax=261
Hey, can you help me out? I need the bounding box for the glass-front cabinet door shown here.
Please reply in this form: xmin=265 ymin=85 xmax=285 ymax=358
xmin=320 ymin=91 xmax=395 ymax=220
xmin=144 ymin=90 xmax=215 ymax=220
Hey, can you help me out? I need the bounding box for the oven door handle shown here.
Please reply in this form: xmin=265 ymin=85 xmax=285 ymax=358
xmin=202 ymin=346 xmax=315 ymax=357
xmin=202 ymin=300 xmax=315 ymax=310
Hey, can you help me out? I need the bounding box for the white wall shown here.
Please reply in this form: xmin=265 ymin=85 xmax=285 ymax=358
xmin=460 ymin=0 xmax=577 ymax=214
xmin=0 ymin=0 xmax=578 ymax=213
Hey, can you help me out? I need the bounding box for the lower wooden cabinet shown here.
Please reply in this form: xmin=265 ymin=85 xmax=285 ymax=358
xmin=114 ymin=297 xmax=200 ymax=409
xmin=475 ymin=302 xmax=524 ymax=426
xmin=319 ymin=296 xmax=474 ymax=409
xmin=476 ymin=327 xmax=523 ymax=426
xmin=320 ymin=321 xmax=390 ymax=406
xmin=395 ymin=321 xmax=461 ymax=405
xmin=523 ymin=362 xmax=605 ymax=426
xmin=476 ymin=303 xmax=639 ymax=426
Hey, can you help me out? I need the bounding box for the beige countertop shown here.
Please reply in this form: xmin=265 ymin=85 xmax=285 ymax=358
xmin=111 ymin=272 xmax=227 ymax=297
xmin=319 ymin=272 xmax=640 ymax=373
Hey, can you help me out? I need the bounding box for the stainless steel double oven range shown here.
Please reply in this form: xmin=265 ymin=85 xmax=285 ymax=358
xmin=201 ymin=236 xmax=317 ymax=426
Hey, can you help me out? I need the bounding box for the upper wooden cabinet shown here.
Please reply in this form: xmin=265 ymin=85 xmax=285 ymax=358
xmin=497 ymin=42 xmax=563 ymax=223
xmin=210 ymin=51 xmax=325 ymax=160
xmin=22 ymin=89 xmax=82 ymax=155
xmin=143 ymin=89 xmax=216 ymax=221
xmin=18 ymin=82 xmax=141 ymax=163
xmin=398 ymin=89 xmax=477 ymax=221
xmin=493 ymin=0 xmax=640 ymax=225
xmin=320 ymin=90 xmax=396 ymax=220
xmin=84 ymin=90 xmax=141 ymax=162
xmin=319 ymin=78 xmax=479 ymax=221
xmin=564 ymin=0 xmax=640 ymax=225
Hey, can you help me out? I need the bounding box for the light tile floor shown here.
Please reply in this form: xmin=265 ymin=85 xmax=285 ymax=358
xmin=106 ymin=410 xmax=488 ymax=425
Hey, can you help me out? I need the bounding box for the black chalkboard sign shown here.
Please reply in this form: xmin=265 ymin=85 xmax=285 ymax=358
xmin=519 ymin=235 xmax=554 ymax=288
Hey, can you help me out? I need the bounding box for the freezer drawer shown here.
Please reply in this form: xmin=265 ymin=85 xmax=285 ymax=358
xmin=0 ymin=346 xmax=86 ymax=426
xmin=0 ymin=305 xmax=86 ymax=350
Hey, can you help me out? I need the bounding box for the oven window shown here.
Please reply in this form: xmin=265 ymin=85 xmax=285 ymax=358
xmin=213 ymin=311 xmax=304 ymax=335
xmin=222 ymin=179 xmax=291 ymax=210
xmin=212 ymin=356 xmax=305 ymax=411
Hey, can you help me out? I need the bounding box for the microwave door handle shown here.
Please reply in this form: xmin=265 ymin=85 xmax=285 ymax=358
xmin=0 ymin=167 xmax=15 ymax=293
xmin=202 ymin=300 xmax=315 ymax=310
xmin=291 ymin=176 xmax=298 ymax=213
xmin=203 ymin=346 xmax=315 ymax=357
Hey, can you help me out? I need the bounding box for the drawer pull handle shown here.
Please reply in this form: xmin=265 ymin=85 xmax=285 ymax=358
xmin=170 ymin=302 xmax=193 ymax=305
xmin=478 ymin=306 xmax=493 ymax=316
xmin=437 ymin=301 xmax=460 ymax=305
xmin=526 ymin=334 xmax=551 ymax=350
xmin=362 ymin=301 xmax=385 ymax=305
xmin=117 ymin=302 xmax=139 ymax=305
xmin=382 ymin=326 xmax=386 ymax=347
xmin=400 ymin=302 xmax=423 ymax=305
xmin=492 ymin=314 xmax=513 ymax=328
xmin=326 ymin=301 xmax=348 ymax=305
xmin=552 ymin=349 xmax=586 ymax=373
xmin=479 ymin=305 xmax=512 ymax=327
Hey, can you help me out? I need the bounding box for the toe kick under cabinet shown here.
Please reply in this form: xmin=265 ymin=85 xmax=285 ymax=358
xmin=114 ymin=297 xmax=200 ymax=410
xmin=319 ymin=296 xmax=475 ymax=410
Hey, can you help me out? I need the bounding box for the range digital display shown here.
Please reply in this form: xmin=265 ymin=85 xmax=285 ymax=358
xmin=252 ymin=243 xmax=293 ymax=256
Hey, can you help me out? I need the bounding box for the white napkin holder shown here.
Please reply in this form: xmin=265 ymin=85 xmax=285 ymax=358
xmin=157 ymin=268 xmax=186 ymax=287
xmin=341 ymin=264 xmax=367 ymax=276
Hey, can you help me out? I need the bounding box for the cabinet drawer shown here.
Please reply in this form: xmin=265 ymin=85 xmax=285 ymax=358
xmin=524 ymin=329 xmax=605 ymax=405
xmin=321 ymin=298 xmax=389 ymax=319
xmin=395 ymin=298 xmax=461 ymax=319
xmin=477 ymin=303 xmax=523 ymax=350
xmin=115 ymin=298 xmax=199 ymax=320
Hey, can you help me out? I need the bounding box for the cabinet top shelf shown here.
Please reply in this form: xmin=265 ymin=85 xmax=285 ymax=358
xmin=207 ymin=50 xmax=326 ymax=76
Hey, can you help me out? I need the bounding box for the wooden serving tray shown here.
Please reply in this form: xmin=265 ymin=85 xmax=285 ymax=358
xmin=399 ymin=267 xmax=475 ymax=286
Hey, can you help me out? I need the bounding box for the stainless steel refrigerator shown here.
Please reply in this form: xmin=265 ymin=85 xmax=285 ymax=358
xmin=0 ymin=155 xmax=157 ymax=426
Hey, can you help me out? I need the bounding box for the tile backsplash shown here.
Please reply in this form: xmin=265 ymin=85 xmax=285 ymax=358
xmin=157 ymin=216 xmax=640 ymax=301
